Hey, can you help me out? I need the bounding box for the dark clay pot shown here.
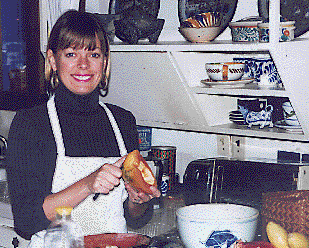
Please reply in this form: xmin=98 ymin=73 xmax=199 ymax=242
xmin=110 ymin=0 xmax=165 ymax=44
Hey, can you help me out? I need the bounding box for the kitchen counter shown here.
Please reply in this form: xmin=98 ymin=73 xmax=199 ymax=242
xmin=128 ymin=194 xmax=186 ymax=238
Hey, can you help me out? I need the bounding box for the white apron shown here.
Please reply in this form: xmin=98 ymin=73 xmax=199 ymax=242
xmin=28 ymin=96 xmax=128 ymax=247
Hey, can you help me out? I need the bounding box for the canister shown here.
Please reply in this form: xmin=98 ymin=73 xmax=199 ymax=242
xmin=151 ymin=146 xmax=177 ymax=191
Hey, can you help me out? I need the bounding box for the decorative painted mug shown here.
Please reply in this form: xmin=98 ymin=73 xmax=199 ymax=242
xmin=205 ymin=62 xmax=245 ymax=81
xmin=282 ymin=101 xmax=300 ymax=126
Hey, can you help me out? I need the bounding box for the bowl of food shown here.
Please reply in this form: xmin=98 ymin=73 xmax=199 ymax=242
xmin=176 ymin=204 xmax=259 ymax=248
xmin=205 ymin=62 xmax=245 ymax=81
xmin=229 ymin=16 xmax=263 ymax=42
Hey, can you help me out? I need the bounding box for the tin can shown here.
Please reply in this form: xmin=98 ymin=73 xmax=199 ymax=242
xmin=151 ymin=146 xmax=176 ymax=191
xmin=137 ymin=126 xmax=152 ymax=151
xmin=160 ymin=173 xmax=169 ymax=196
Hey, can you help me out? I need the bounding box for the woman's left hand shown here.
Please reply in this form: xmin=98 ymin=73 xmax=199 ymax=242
xmin=125 ymin=182 xmax=161 ymax=205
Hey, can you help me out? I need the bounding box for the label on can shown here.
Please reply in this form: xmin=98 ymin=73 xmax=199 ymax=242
xmin=151 ymin=146 xmax=176 ymax=191
xmin=137 ymin=126 xmax=152 ymax=151
xmin=160 ymin=174 xmax=169 ymax=196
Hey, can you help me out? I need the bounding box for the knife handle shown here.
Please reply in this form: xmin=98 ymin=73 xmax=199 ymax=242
xmin=93 ymin=193 xmax=100 ymax=201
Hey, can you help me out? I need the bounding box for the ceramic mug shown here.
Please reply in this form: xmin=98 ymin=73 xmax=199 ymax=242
xmin=282 ymin=101 xmax=300 ymax=126
xmin=237 ymin=98 xmax=267 ymax=112
xmin=252 ymin=57 xmax=282 ymax=88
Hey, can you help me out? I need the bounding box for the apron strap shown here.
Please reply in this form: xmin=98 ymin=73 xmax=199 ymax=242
xmin=47 ymin=95 xmax=128 ymax=157
xmin=99 ymin=102 xmax=128 ymax=157
xmin=47 ymin=95 xmax=66 ymax=156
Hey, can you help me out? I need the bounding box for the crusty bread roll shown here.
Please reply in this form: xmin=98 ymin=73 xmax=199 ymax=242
xmin=122 ymin=150 xmax=157 ymax=194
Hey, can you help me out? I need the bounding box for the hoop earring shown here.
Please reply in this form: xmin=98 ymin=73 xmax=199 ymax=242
xmin=100 ymin=87 xmax=109 ymax=97
xmin=51 ymin=70 xmax=59 ymax=89
xmin=99 ymin=79 xmax=109 ymax=97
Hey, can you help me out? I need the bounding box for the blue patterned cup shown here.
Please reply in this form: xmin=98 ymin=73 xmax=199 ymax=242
xmin=253 ymin=57 xmax=282 ymax=88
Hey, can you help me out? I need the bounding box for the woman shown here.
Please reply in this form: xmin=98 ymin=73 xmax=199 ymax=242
xmin=6 ymin=10 xmax=160 ymax=246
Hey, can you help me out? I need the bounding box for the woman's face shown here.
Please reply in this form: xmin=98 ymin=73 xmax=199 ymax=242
xmin=47 ymin=37 xmax=105 ymax=95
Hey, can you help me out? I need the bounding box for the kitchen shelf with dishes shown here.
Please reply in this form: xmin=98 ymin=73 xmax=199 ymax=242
xmin=104 ymin=0 xmax=309 ymax=142
xmin=107 ymin=36 xmax=309 ymax=142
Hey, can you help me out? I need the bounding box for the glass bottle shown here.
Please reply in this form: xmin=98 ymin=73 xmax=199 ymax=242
xmin=44 ymin=206 xmax=84 ymax=248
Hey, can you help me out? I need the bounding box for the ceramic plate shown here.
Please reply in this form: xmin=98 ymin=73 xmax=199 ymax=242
xmin=230 ymin=116 xmax=244 ymax=119
xmin=229 ymin=113 xmax=243 ymax=117
xmin=201 ymin=78 xmax=254 ymax=88
xmin=230 ymin=110 xmax=242 ymax=115
xmin=258 ymin=0 xmax=309 ymax=37
xmin=274 ymin=120 xmax=303 ymax=133
xmin=229 ymin=116 xmax=244 ymax=119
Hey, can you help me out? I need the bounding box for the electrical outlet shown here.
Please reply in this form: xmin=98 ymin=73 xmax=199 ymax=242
xmin=231 ymin=136 xmax=245 ymax=159
xmin=217 ymin=135 xmax=231 ymax=157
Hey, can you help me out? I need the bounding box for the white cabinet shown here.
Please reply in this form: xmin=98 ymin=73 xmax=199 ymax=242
xmin=103 ymin=1 xmax=309 ymax=142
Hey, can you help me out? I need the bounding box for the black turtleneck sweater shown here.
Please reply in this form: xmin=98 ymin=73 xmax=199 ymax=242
xmin=6 ymin=83 xmax=150 ymax=240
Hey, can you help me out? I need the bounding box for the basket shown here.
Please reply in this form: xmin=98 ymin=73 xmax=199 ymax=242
xmin=261 ymin=190 xmax=309 ymax=240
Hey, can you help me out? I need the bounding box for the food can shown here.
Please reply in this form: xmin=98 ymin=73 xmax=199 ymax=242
xmin=137 ymin=126 xmax=152 ymax=151
xmin=160 ymin=174 xmax=169 ymax=196
xmin=151 ymin=146 xmax=177 ymax=191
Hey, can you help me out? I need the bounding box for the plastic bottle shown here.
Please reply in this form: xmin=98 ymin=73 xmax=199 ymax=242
xmin=44 ymin=206 xmax=84 ymax=248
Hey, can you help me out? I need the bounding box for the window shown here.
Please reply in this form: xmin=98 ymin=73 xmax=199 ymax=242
xmin=0 ymin=0 xmax=47 ymax=110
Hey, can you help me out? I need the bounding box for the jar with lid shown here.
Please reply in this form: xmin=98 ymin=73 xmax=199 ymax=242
xmin=44 ymin=206 xmax=84 ymax=248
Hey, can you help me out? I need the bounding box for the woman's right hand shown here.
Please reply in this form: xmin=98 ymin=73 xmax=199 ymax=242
xmin=86 ymin=156 xmax=126 ymax=194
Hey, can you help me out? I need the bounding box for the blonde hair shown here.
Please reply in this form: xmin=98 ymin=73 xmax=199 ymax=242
xmin=45 ymin=10 xmax=110 ymax=96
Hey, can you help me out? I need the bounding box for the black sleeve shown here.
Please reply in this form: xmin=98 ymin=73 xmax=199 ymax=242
xmin=6 ymin=108 xmax=56 ymax=240
xmin=123 ymin=198 xmax=154 ymax=229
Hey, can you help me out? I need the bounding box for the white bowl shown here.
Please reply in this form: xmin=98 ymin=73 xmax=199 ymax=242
xmin=205 ymin=62 xmax=245 ymax=81
xmin=176 ymin=204 xmax=259 ymax=248
xmin=258 ymin=21 xmax=295 ymax=42
xmin=179 ymin=26 xmax=221 ymax=43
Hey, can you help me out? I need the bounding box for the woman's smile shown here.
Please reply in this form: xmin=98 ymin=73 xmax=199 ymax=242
xmin=72 ymin=74 xmax=93 ymax=82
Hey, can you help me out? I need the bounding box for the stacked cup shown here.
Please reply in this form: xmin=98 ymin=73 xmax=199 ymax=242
xmin=282 ymin=101 xmax=300 ymax=126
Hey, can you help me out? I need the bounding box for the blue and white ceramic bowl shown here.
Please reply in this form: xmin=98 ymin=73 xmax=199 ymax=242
xmin=176 ymin=204 xmax=259 ymax=248
xmin=229 ymin=17 xmax=263 ymax=42
xmin=258 ymin=21 xmax=295 ymax=42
